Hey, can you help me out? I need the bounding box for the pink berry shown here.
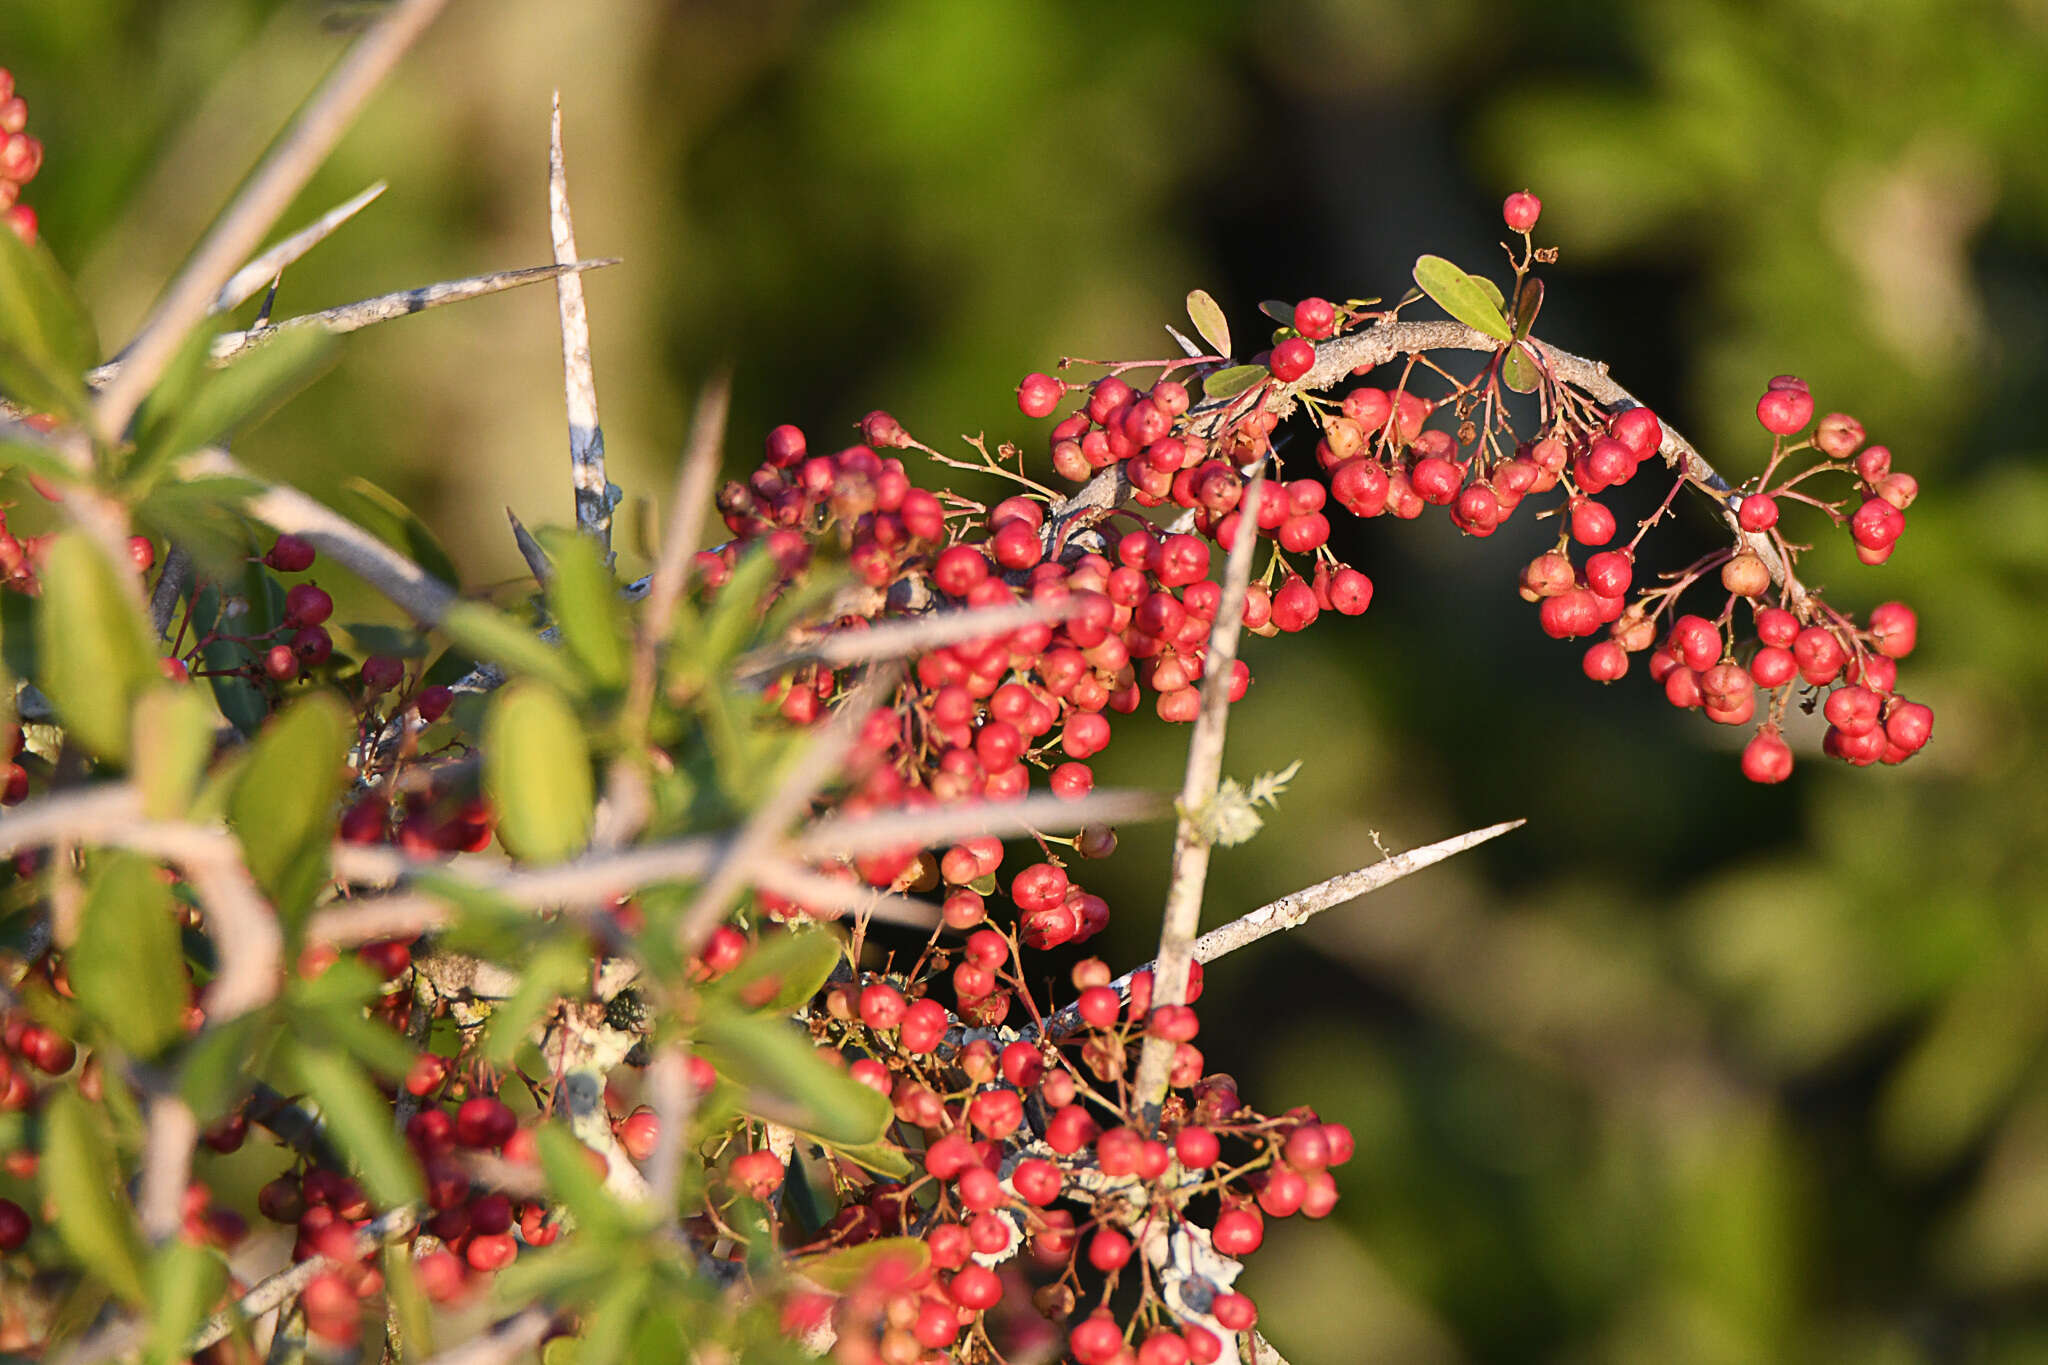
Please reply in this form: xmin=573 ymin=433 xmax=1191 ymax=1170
xmin=1502 ymin=190 xmax=1542 ymax=233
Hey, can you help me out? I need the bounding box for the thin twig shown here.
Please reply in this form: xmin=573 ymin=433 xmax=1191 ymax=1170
xmin=136 ymin=1094 xmax=198 ymax=1245
xmin=507 ymin=507 xmax=553 ymax=584
xmin=92 ymin=0 xmax=451 ymax=441
xmin=627 ymin=370 xmax=730 ymax=734
xmin=730 ymin=597 xmax=1074 ymax=687
xmin=411 ymin=1307 xmax=554 ymax=1365
xmin=1130 ymin=469 xmax=1264 ymax=1118
xmin=1049 ymin=318 xmax=1812 ymax=613
xmin=1029 ymin=819 xmax=1525 ymax=1042
xmin=549 ymin=92 xmax=611 ymax=556
xmin=643 ymin=1042 xmax=696 ymax=1224
xmin=179 ymin=448 xmax=458 ymax=623
xmin=753 ymin=857 xmax=938 ymax=930
xmin=88 ymin=260 xmax=623 ymax=387
xmin=674 ymin=668 xmax=896 ymax=958
xmin=790 ymin=789 xmax=1161 ymax=862
xmin=212 ymin=181 xmax=388 ymax=315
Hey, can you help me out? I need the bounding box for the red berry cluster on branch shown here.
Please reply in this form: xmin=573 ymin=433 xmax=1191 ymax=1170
xmin=0 ymin=69 xmax=43 ymax=246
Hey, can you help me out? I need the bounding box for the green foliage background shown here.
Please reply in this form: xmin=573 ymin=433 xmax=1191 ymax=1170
xmin=11 ymin=1 xmax=2048 ymax=1359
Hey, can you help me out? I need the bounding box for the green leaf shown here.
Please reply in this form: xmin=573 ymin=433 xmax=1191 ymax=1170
xmin=535 ymin=1125 xmax=633 ymax=1240
xmin=227 ymin=693 xmax=351 ymax=926
xmin=130 ymin=329 xmax=337 ymax=486
xmin=0 ymin=223 xmax=98 ymax=420
xmin=1201 ymin=364 xmax=1268 ymax=402
xmin=337 ymin=475 xmax=462 ymax=591
xmin=134 ymin=475 xmax=270 ymax=580
xmin=132 ymin=686 xmax=217 ymax=821
xmin=1257 ymin=300 xmax=1296 ymax=325
xmin=382 ymin=1238 xmax=435 ymax=1361
xmin=178 ymin=1009 xmax=273 ymax=1119
xmin=483 ymin=939 xmax=589 ymax=1066
xmin=704 ymin=930 xmax=843 ymax=1017
xmin=1185 ymin=289 xmax=1231 ymax=358
xmin=489 ymin=1241 xmax=614 ymax=1315
xmin=818 ymin=1137 xmax=914 ymax=1181
xmin=540 ymin=528 xmax=627 ymax=692
xmin=484 ymin=681 xmax=593 ymax=863
xmin=1502 ymin=340 xmax=1543 ymax=394
xmin=1411 ymin=255 xmax=1514 ymax=343
xmin=339 ymin=622 xmax=428 ymax=660
xmin=570 ymin=1263 xmax=653 ymax=1365
xmin=440 ymin=600 xmax=583 ymax=695
xmin=697 ymin=1010 xmax=891 ymax=1147
xmin=145 ymin=1240 xmax=225 ymax=1365
xmin=39 ymin=1090 xmax=148 ymax=1305
xmin=35 ymin=533 xmax=160 ymax=763
xmin=796 ymin=1238 xmax=929 ymax=1293
xmin=0 ymin=435 xmax=86 ymax=493
xmin=287 ymin=1043 xmax=423 ymax=1207
xmin=697 ymin=546 xmax=782 ymax=672
xmin=1512 ymin=276 xmax=1545 ymax=340
xmin=288 ymin=958 xmax=419 ymax=1077
xmin=70 ymin=852 xmax=187 ymax=1059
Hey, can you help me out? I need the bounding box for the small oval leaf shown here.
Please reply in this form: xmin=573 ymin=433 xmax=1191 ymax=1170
xmin=40 ymin=1090 xmax=148 ymax=1305
xmin=1502 ymin=341 xmax=1543 ymax=394
xmin=132 ymin=685 xmax=218 ymax=821
xmin=698 ymin=1010 xmax=891 ymax=1147
xmin=1201 ymin=365 xmax=1268 ymax=402
xmin=288 ymin=1043 xmax=425 ymax=1208
xmin=228 ymin=693 xmax=351 ymax=926
xmin=1412 ymin=256 xmax=1514 ymax=343
xmin=71 ymin=851 xmax=188 ymax=1059
xmin=483 ymin=681 xmax=593 ymax=863
xmin=1257 ymin=300 xmax=1296 ymax=325
xmin=1513 ymin=276 xmax=1545 ymax=340
xmin=540 ymin=528 xmax=628 ymax=692
xmin=1185 ymin=289 xmax=1231 ymax=359
xmin=36 ymin=533 xmax=160 ymax=762
xmin=798 ymin=1238 xmax=930 ymax=1292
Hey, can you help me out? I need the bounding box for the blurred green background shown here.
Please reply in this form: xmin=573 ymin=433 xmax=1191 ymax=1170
xmin=13 ymin=0 xmax=2048 ymax=1360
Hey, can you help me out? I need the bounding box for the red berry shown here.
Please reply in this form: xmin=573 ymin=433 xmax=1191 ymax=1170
xmin=1293 ymin=297 xmax=1337 ymax=340
xmin=3 ymin=204 xmax=35 ymax=247
xmin=1582 ymin=640 xmax=1628 ymax=682
xmin=948 ymin=1264 xmax=1002 ymax=1312
xmin=1570 ymin=498 xmax=1617 ymax=546
xmin=1212 ymin=1206 xmax=1264 ymax=1255
xmin=454 ymin=1096 xmax=516 ymax=1149
xmin=0 ymin=1198 xmax=29 ymax=1251
xmin=1268 ymin=337 xmax=1315 ymax=384
xmin=264 ymin=534 xmax=317 ymax=573
xmin=859 ymin=982 xmax=907 ymax=1031
xmin=464 ymin=1232 xmax=517 ymax=1273
xmin=1738 ymin=493 xmax=1780 ymax=532
xmin=284 ymin=583 xmax=333 ymax=627
xmin=1869 ymin=601 xmax=1917 ymax=658
xmin=1502 ymin=191 xmax=1542 ymax=233
xmin=1741 ymin=728 xmax=1795 ymax=784
xmin=1756 ymin=381 xmax=1814 ymax=436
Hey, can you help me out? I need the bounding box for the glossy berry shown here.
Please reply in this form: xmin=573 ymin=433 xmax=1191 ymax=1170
xmin=1756 ymin=379 xmax=1814 ymax=436
xmin=264 ymin=534 xmax=317 ymax=573
xmin=1269 ymin=337 xmax=1315 ymax=383
xmin=1502 ymin=190 xmax=1542 ymax=233
xmin=1293 ymin=297 xmax=1337 ymax=340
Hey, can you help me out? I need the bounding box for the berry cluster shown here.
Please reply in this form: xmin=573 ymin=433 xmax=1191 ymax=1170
xmin=689 ymin=928 xmax=1336 ymax=1363
xmin=0 ymin=69 xmax=40 ymax=247
xmin=0 ymin=169 xmax=1944 ymax=1365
